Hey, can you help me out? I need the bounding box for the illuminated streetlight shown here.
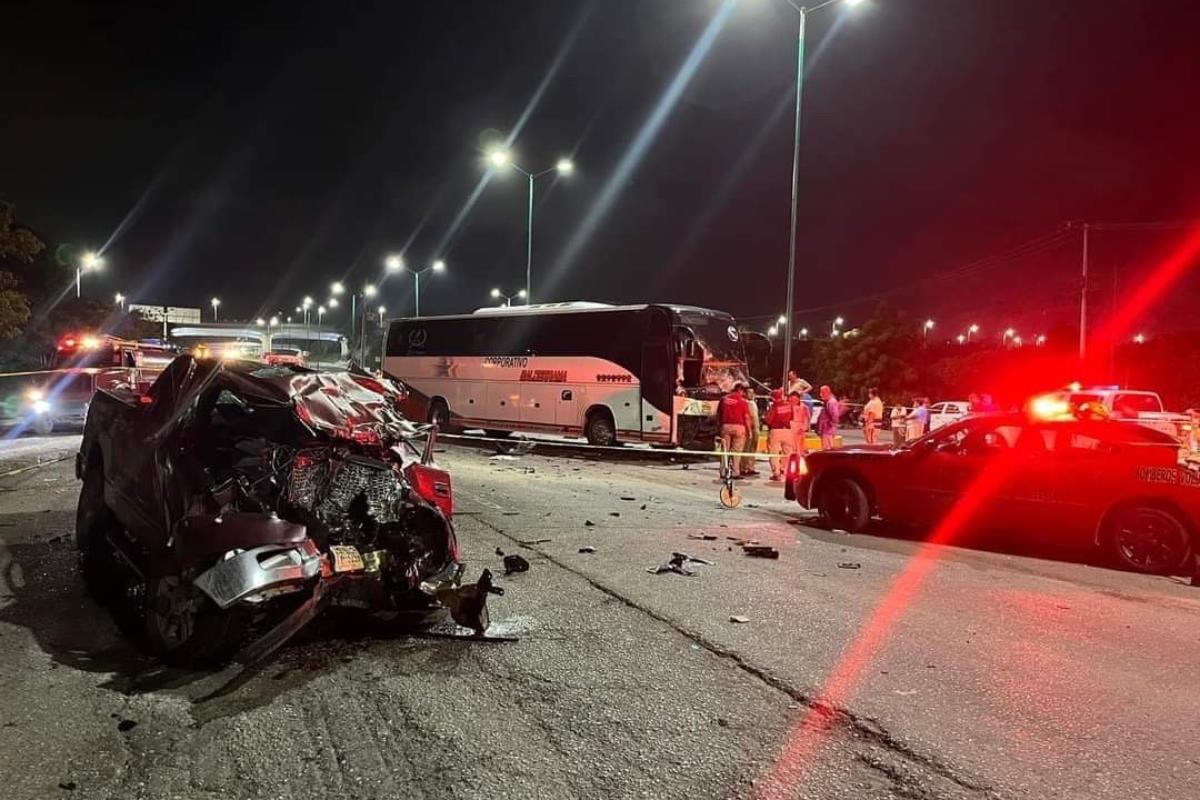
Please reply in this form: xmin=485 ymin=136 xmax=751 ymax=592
xmin=328 ymin=297 xmax=339 ymax=308
xmin=1035 ymin=334 xmax=1046 ymax=346
xmin=210 ymin=297 xmax=221 ymax=322
xmin=409 ymin=260 xmax=446 ymax=316
xmin=485 ymin=149 xmax=576 ymax=301
xmin=491 ymin=287 xmax=526 ymax=307
xmin=1013 ymin=336 xmax=1023 ymax=347
xmin=777 ymin=314 xmax=787 ymax=326
xmin=957 ymin=334 xmax=967 ymax=345
xmin=1134 ymin=333 xmax=1146 ymax=344
xmin=798 ymin=327 xmax=808 ymax=338
xmin=778 ymin=0 xmax=867 ymax=389
xmin=330 ymin=281 xmax=345 ymax=296
xmin=363 ymin=284 xmax=378 ymax=298
xmin=76 ymin=251 xmax=105 ymax=298
xmin=384 ymin=254 xmax=404 ymax=272
xmin=923 ymin=318 xmax=935 ymax=344
xmin=967 ymin=323 xmax=980 ymax=343
xmin=256 ymin=318 xmax=266 ymax=327
xmin=378 ymin=305 xmax=386 ymax=317
xmin=768 ymin=325 xmax=778 ymax=337
xmin=114 ymin=292 xmax=126 ymax=312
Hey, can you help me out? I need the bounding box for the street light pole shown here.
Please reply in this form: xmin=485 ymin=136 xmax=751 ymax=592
xmin=780 ymin=6 xmax=807 ymax=390
xmin=486 ymin=150 xmax=573 ymax=303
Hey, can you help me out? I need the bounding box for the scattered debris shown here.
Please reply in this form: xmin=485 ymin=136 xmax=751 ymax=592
xmin=495 ymin=547 xmax=505 ymax=556
xmin=717 ymin=717 xmax=730 ymax=727
xmin=503 ymin=554 xmax=530 ymax=575
xmin=648 ymin=551 xmax=712 ymax=576
xmin=116 ymin=719 xmax=137 ymax=733
xmin=502 ymin=511 xmax=520 ymax=516
xmin=640 ymin=504 xmax=647 ymax=510
xmin=837 ymin=562 xmax=862 ymax=570
xmin=58 ymin=782 xmax=76 ymax=791
xmin=489 ymin=454 xmax=519 ymax=461
xmin=729 ymin=615 xmax=750 ymax=624
xmin=518 ymin=538 xmax=552 ymax=545
xmin=578 ymin=546 xmax=596 ymax=554
xmin=608 ymin=511 xmax=620 ymax=517
xmin=742 ymin=545 xmax=779 ymax=559
xmin=620 ymin=496 xmax=636 ymax=501
xmin=688 ymin=534 xmax=718 ymax=541
xmin=584 ymin=520 xmax=595 ymax=527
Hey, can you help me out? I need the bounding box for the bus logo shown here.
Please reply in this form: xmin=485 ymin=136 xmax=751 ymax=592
xmin=407 ymin=328 xmax=428 ymax=348
xmin=727 ymin=326 xmax=739 ymax=342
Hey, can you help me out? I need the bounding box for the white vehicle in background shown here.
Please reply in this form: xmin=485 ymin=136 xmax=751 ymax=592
xmin=929 ymin=401 xmax=971 ymax=431
xmin=1044 ymin=386 xmax=1190 ymax=442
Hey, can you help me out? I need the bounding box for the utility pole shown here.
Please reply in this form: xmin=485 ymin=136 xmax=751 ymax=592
xmin=1078 ymin=222 xmax=1089 ymax=360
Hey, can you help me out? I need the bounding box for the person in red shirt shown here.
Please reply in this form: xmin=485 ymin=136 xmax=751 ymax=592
xmin=764 ymin=389 xmax=796 ymax=481
xmin=718 ymin=383 xmax=753 ymax=469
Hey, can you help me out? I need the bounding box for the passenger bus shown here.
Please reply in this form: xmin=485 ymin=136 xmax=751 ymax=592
xmin=382 ymin=302 xmax=750 ymax=448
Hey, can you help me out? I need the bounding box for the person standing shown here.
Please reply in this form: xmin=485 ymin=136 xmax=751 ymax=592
xmin=890 ymin=402 xmax=907 ymax=447
xmin=787 ymin=370 xmax=812 ymax=398
xmin=718 ymin=382 xmax=753 ymax=472
xmin=863 ymin=387 xmax=884 ymax=445
xmin=789 ymin=390 xmax=811 ymax=455
xmin=740 ymin=384 xmax=761 ymax=477
xmin=764 ymin=390 xmax=795 ymax=481
xmin=906 ymin=397 xmax=930 ymax=441
xmin=817 ymin=385 xmax=841 ymax=450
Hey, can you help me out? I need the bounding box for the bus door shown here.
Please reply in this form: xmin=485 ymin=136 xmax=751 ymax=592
xmin=641 ymin=309 xmax=674 ymax=439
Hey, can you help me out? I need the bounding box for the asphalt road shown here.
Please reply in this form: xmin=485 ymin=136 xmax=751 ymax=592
xmin=0 ymin=433 xmax=1197 ymax=800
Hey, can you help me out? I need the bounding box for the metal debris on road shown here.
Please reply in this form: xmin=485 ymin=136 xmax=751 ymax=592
xmin=503 ymin=554 xmax=530 ymax=575
xmin=729 ymin=615 xmax=750 ymax=624
xmin=837 ymin=562 xmax=862 ymax=570
xmin=742 ymin=545 xmax=779 ymax=559
xmin=648 ymin=551 xmax=712 ymax=576
xmin=687 ymin=534 xmax=718 ymax=540
xmin=620 ymin=496 xmax=636 ymax=501
xmin=584 ymin=520 xmax=595 ymax=527
xmin=578 ymin=545 xmax=596 ymax=554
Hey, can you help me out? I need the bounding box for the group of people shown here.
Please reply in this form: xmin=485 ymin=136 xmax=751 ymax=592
xmin=717 ymin=371 xmax=841 ymax=482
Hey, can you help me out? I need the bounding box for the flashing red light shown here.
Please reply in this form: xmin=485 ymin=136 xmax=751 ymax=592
xmin=785 ymin=453 xmax=807 ymax=480
xmin=405 ymin=463 xmax=454 ymax=519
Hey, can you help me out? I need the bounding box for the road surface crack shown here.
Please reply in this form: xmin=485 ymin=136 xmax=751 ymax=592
xmin=473 ymin=514 xmax=999 ymax=799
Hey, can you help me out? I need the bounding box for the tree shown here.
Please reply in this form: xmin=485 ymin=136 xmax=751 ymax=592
xmin=810 ymin=306 xmax=922 ymax=402
xmin=0 ymin=201 xmax=41 ymax=339
xmin=0 ymin=202 xmax=44 ymax=264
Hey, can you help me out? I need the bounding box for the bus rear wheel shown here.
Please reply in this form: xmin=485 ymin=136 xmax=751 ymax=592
xmin=584 ymin=410 xmax=617 ymax=447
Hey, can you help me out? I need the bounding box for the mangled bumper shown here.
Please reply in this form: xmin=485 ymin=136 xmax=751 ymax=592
xmin=193 ymin=541 xmax=323 ymax=609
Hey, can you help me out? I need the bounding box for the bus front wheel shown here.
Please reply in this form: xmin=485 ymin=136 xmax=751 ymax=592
xmin=428 ymin=399 xmax=455 ymax=433
xmin=584 ymin=410 xmax=617 ymax=447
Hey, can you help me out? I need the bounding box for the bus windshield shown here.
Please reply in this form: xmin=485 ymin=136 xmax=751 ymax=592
xmin=672 ymin=308 xmax=748 ymax=391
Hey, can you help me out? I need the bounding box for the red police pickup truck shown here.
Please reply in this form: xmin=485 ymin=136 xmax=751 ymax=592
xmin=785 ymin=412 xmax=1198 ymax=574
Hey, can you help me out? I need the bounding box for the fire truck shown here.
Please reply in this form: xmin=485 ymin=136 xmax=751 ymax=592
xmin=0 ymin=334 xmax=175 ymax=435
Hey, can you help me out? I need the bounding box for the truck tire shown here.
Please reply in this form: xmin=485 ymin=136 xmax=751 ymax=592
xmin=143 ymin=571 xmax=248 ymax=667
xmin=1103 ymin=504 xmax=1192 ymax=575
xmin=818 ymin=476 xmax=871 ymax=533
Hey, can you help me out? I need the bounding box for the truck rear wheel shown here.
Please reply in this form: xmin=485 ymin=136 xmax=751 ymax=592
xmin=1104 ymin=505 xmax=1191 ymax=575
xmin=818 ymin=476 xmax=871 ymax=533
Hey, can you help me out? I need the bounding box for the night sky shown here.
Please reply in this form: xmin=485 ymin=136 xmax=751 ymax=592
xmin=5 ymin=0 xmax=1200 ymax=337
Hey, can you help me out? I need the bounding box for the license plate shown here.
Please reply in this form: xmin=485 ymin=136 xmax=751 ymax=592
xmin=329 ymin=545 xmax=365 ymax=573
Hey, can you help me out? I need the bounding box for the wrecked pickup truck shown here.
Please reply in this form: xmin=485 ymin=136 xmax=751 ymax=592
xmin=76 ymin=354 xmax=498 ymax=665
